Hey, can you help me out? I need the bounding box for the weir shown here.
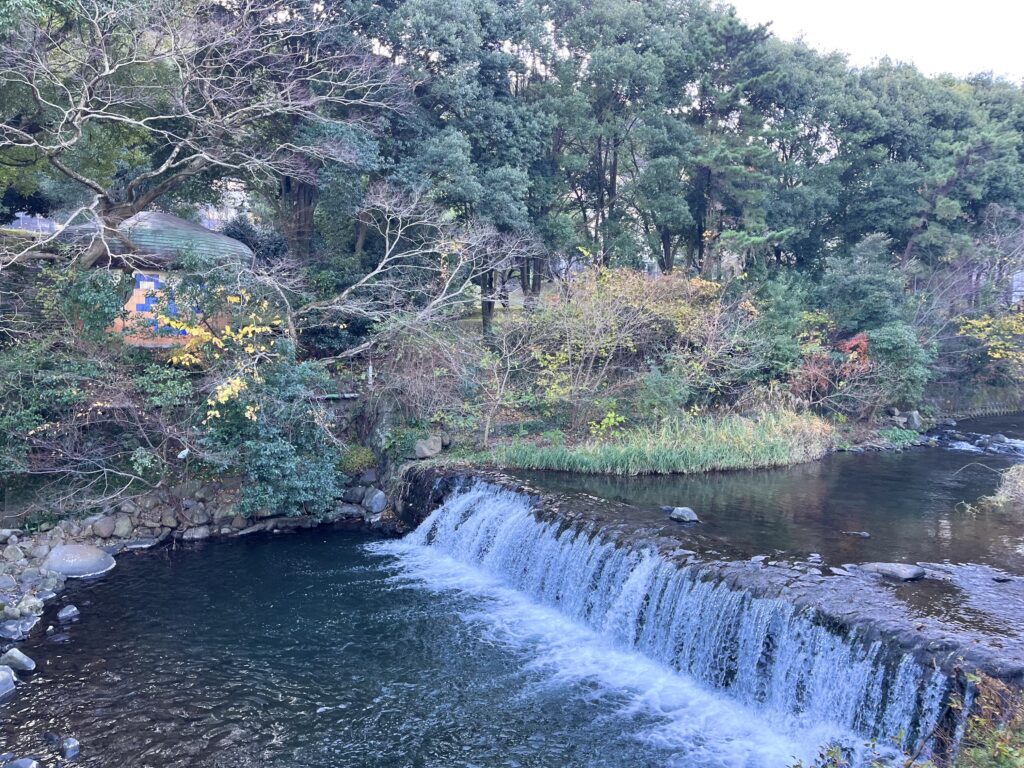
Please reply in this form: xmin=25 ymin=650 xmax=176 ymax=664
xmin=404 ymin=479 xmax=965 ymax=756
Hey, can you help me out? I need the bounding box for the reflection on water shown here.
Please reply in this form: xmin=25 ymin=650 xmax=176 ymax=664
xmin=513 ymin=443 xmax=1024 ymax=573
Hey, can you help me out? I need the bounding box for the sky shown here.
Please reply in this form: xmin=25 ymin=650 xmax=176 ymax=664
xmin=727 ymin=0 xmax=1024 ymax=82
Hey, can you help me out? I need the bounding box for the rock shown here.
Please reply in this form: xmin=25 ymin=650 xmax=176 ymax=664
xmin=57 ymin=605 xmax=80 ymax=622
xmin=230 ymin=515 xmax=248 ymax=530
xmin=0 ymin=665 xmax=14 ymax=698
xmin=0 ymin=529 xmax=17 ymax=544
xmin=886 ymin=406 xmax=900 ymax=417
xmin=123 ymin=538 xmax=159 ymax=551
xmin=181 ymin=525 xmax=211 ymax=541
xmin=891 ymin=416 xmax=908 ymax=428
xmin=0 ymin=574 xmax=16 ymax=590
xmin=92 ymin=516 xmax=116 ymax=539
xmin=343 ymin=486 xmax=368 ymax=504
xmin=29 ymin=543 xmax=50 ymax=561
xmin=859 ymin=562 xmax=926 ymax=581
xmin=358 ymin=469 xmax=379 ymax=485
xmin=7 ymin=757 xmax=42 ymax=768
xmin=0 ymin=616 xmax=38 ymax=641
xmin=362 ymin=488 xmax=387 ymax=514
xmin=993 ymin=433 xmax=1009 ymax=444
xmin=662 ymin=506 xmax=700 ymax=523
xmin=3 ymin=544 xmax=24 ymax=562
xmin=16 ymin=595 xmax=42 ymax=616
xmin=0 ymin=649 xmax=35 ymax=672
xmin=905 ymin=410 xmax=923 ymax=430
xmin=413 ymin=436 xmax=443 ymax=459
xmin=42 ymin=544 xmax=116 ymax=578
xmin=326 ymin=504 xmax=364 ymax=522
xmin=61 ymin=737 xmax=81 ymax=760
xmin=112 ymin=514 xmax=134 ymax=538
xmin=440 ymin=433 xmax=453 ymax=448
xmin=237 ymin=523 xmax=266 ymax=536
xmin=842 ymin=530 xmax=871 ymax=538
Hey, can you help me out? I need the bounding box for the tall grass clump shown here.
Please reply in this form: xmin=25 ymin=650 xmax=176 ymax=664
xmin=987 ymin=464 xmax=1024 ymax=511
xmin=488 ymin=411 xmax=834 ymax=475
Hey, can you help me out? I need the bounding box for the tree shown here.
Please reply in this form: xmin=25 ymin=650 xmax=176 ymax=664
xmin=0 ymin=0 xmax=405 ymax=269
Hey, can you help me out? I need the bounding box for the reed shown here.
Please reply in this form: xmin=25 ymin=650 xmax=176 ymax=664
xmin=487 ymin=411 xmax=835 ymax=475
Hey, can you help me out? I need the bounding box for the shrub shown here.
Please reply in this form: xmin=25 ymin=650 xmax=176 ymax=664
xmin=338 ymin=444 xmax=376 ymax=475
xmin=988 ymin=465 xmax=1024 ymax=511
xmin=868 ymin=322 xmax=934 ymax=405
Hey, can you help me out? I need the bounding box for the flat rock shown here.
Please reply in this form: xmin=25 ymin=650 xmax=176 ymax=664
xmin=842 ymin=531 xmax=871 ymax=538
xmin=859 ymin=562 xmax=926 ymax=581
xmin=42 ymin=544 xmax=116 ymax=578
xmin=0 ymin=648 xmax=35 ymax=672
xmin=7 ymin=759 xmax=42 ymax=768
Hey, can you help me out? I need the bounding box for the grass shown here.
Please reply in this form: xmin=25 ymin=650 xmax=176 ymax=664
xmin=878 ymin=426 xmax=920 ymax=448
xmin=483 ymin=411 xmax=835 ymax=476
xmin=987 ymin=464 xmax=1024 ymax=511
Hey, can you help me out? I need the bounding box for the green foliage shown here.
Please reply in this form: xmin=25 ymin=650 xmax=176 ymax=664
xmin=198 ymin=359 xmax=342 ymax=517
xmin=868 ymin=322 xmax=934 ymax=405
xmin=488 ymin=412 xmax=834 ymax=476
xmin=133 ymin=365 xmax=193 ymax=408
xmin=878 ymin=427 xmax=919 ymax=447
xmin=817 ymin=235 xmax=906 ymax=333
xmin=337 ymin=444 xmax=377 ymax=475
xmin=39 ymin=267 xmax=129 ymax=340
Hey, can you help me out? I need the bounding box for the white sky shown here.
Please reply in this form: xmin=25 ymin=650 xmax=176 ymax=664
xmin=727 ymin=0 xmax=1024 ymax=82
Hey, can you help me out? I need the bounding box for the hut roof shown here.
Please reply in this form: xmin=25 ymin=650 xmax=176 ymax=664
xmin=61 ymin=211 xmax=253 ymax=268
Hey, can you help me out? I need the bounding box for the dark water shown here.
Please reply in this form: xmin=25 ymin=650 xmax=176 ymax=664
xmin=1 ymin=532 xmax=813 ymax=768
xmin=514 ymin=439 xmax=1024 ymax=573
xmin=2 ymin=417 xmax=1024 ymax=767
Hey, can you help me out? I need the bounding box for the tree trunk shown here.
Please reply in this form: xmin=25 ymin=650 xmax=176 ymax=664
xmin=480 ymin=269 xmax=495 ymax=342
xmin=279 ymin=175 xmax=319 ymax=262
xmin=659 ymin=228 xmax=674 ymax=273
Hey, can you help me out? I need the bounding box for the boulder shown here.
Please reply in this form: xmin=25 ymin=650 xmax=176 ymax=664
xmin=0 ymin=665 xmax=14 ymax=698
xmin=0 ymin=574 xmax=16 ymax=590
xmin=112 ymin=514 xmax=134 ymax=538
xmin=358 ymin=469 xmax=379 ymax=486
xmin=0 ymin=529 xmax=18 ymax=544
xmin=29 ymin=543 xmax=50 ymax=560
xmin=662 ymin=506 xmax=700 ymax=523
xmin=42 ymin=544 xmax=116 ymax=578
xmin=0 ymin=649 xmax=35 ymax=672
xmin=362 ymin=488 xmax=387 ymax=514
xmin=7 ymin=759 xmax=42 ymax=768
xmin=160 ymin=509 xmax=179 ymax=528
xmin=92 ymin=516 xmax=116 ymax=539
xmin=3 ymin=544 xmax=23 ymax=563
xmin=57 ymin=605 xmax=80 ymax=622
xmin=230 ymin=515 xmax=248 ymax=530
xmin=859 ymin=562 xmax=926 ymax=581
xmin=993 ymin=433 xmax=1010 ymax=444
xmin=905 ymin=410 xmax=923 ymax=431
xmin=181 ymin=525 xmax=211 ymax=541
xmin=413 ymin=436 xmax=443 ymax=459
xmin=325 ymin=504 xmax=364 ymax=522
xmin=343 ymin=486 xmax=368 ymax=504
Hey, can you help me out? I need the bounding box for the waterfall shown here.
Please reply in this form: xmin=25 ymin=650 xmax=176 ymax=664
xmin=403 ymin=480 xmax=953 ymax=754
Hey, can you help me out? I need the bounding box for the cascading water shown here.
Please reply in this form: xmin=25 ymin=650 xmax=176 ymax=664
xmin=391 ymin=480 xmax=956 ymax=760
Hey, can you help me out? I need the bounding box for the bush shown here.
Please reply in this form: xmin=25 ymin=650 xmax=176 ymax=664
xmin=338 ymin=444 xmax=376 ymax=475
xmin=868 ymin=322 xmax=933 ymax=405
xmin=199 ymin=358 xmax=342 ymax=517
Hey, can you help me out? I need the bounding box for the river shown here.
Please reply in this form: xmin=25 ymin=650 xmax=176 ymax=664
xmin=1 ymin=417 xmax=1022 ymax=767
